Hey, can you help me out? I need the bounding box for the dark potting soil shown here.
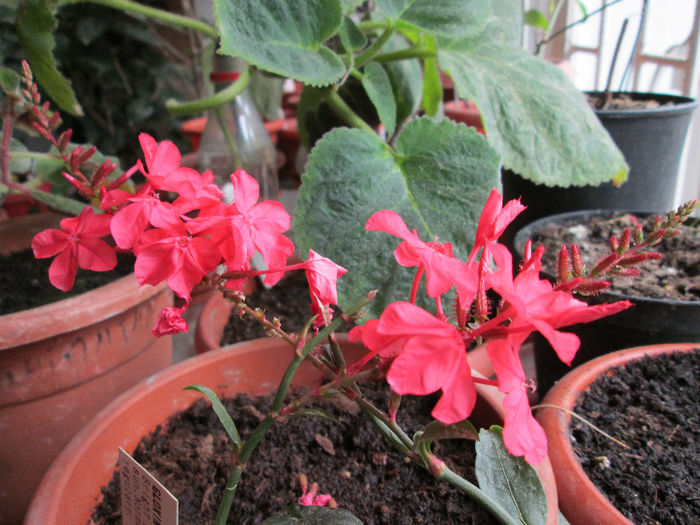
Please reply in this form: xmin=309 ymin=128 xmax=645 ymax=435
xmin=0 ymin=248 xmax=135 ymax=315
xmin=530 ymin=213 xmax=699 ymax=301
xmin=571 ymin=348 xmax=700 ymax=525
xmin=586 ymin=93 xmax=669 ymax=111
xmin=92 ymin=381 xmax=498 ymax=524
xmin=220 ymin=270 xmax=354 ymax=346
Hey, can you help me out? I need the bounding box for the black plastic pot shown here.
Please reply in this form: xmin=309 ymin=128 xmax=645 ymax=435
xmin=513 ymin=209 xmax=700 ymax=396
xmin=502 ymin=92 xmax=697 ymax=250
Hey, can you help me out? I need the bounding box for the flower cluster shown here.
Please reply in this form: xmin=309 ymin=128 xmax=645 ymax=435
xmin=31 ymin=134 xmax=345 ymax=335
xmin=32 ymin=134 xmax=635 ymax=466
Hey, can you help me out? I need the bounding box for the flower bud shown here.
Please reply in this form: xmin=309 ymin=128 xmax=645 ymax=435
xmin=571 ymin=244 xmax=583 ymax=276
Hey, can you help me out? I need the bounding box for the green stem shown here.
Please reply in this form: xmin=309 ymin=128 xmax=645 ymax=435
xmin=372 ymin=46 xmax=435 ymax=64
xmin=166 ymin=66 xmax=251 ymax=115
xmin=355 ymin=24 xmax=395 ymax=68
xmin=72 ymin=0 xmax=218 ymax=38
xmin=213 ymin=292 xmax=376 ymax=525
xmin=321 ymin=89 xmax=374 ymax=133
xmin=435 ymin=462 xmax=519 ymax=525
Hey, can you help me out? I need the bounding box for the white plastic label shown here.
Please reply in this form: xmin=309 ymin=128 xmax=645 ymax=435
xmin=119 ymin=448 xmax=178 ymax=525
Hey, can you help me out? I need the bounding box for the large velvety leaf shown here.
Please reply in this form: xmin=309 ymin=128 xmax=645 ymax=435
xmin=261 ymin=504 xmax=363 ymax=524
xmin=439 ymin=40 xmax=628 ymax=187
xmin=17 ymin=0 xmax=83 ymax=116
xmin=294 ymin=118 xmax=500 ymax=318
xmin=375 ymin=0 xmax=490 ymax=38
xmin=480 ymin=0 xmax=522 ymax=45
xmin=475 ymin=426 xmax=548 ymax=525
xmin=215 ymin=0 xmax=346 ymax=86
xmin=361 ymin=62 xmax=396 ymax=136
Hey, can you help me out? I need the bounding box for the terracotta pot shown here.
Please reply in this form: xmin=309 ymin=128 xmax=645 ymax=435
xmin=537 ymin=343 xmax=698 ymax=525
xmin=27 ymin=335 xmax=559 ymax=524
xmin=0 ymin=215 xmax=173 ymax=525
xmin=444 ymin=99 xmax=485 ymax=135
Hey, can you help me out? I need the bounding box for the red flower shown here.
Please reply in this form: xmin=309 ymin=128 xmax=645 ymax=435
xmin=31 ymin=207 xmax=116 ymax=291
xmin=133 ymin=227 xmax=221 ymax=301
xmin=366 ymin=209 xmax=465 ymax=299
xmin=188 ymin=169 xmax=293 ymax=286
xmin=351 ymin=301 xmax=476 ymax=424
xmin=469 ymin=188 xmax=525 ymax=263
xmin=302 ymin=250 xmax=347 ymax=327
xmin=152 ymin=306 xmax=189 ymax=336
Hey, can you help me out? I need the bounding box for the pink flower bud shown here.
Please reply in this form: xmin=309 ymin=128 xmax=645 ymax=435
xmin=557 ymin=245 xmax=569 ymax=284
xmin=151 ymin=306 xmax=188 ymax=337
xmin=571 ymin=244 xmax=583 ymax=277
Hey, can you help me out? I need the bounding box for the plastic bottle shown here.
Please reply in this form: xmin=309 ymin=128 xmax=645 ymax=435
xmin=198 ymin=59 xmax=278 ymax=202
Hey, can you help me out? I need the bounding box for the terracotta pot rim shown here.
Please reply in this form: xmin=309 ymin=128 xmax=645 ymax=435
xmin=0 ymin=274 xmax=169 ymax=350
xmin=538 ymin=342 xmax=699 ymax=525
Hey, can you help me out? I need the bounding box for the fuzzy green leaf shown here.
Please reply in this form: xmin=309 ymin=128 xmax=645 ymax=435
xmin=439 ymin=39 xmax=628 ymax=187
xmin=361 ymin=62 xmax=396 ymax=136
xmin=421 ymin=54 xmax=441 ymax=117
xmin=475 ymin=426 xmax=548 ymax=525
xmin=184 ymin=385 xmax=241 ymax=449
xmin=294 ymin=117 xmax=500 ymax=319
xmin=27 ymin=189 xmax=87 ymax=216
xmin=261 ymin=504 xmax=364 ymax=525
xmin=375 ymin=0 xmax=490 ymax=38
xmin=215 ymin=0 xmax=346 ymax=86
xmin=524 ymin=9 xmax=549 ymax=31
xmin=0 ymin=66 xmax=20 ymax=94
xmin=340 ymin=15 xmax=367 ymax=52
xmin=416 ymin=419 xmax=479 ymax=444
xmin=16 ymin=0 xmax=83 ymax=116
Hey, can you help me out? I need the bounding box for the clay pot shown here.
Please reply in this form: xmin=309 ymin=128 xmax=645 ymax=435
xmin=444 ymin=99 xmax=485 ymax=135
xmin=537 ymin=343 xmax=697 ymax=525
xmin=26 ymin=335 xmax=559 ymax=524
xmin=0 ymin=214 xmax=173 ymax=525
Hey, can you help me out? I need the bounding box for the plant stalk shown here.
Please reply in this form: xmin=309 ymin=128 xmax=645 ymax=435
xmin=74 ymin=0 xmax=218 ymax=38
xmin=166 ymin=66 xmax=251 ymax=115
xmin=322 ymin=89 xmax=375 ymax=133
xmin=355 ymin=25 xmax=395 ymax=68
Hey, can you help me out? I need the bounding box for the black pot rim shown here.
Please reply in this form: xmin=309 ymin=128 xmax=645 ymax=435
xmin=586 ymin=91 xmax=698 ymax=118
xmin=512 ymin=208 xmax=700 ymax=307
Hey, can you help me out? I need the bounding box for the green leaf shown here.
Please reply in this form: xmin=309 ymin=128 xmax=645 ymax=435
xmin=16 ymin=0 xmax=83 ymax=116
xmin=294 ymin=117 xmax=500 ymax=319
xmin=361 ymin=62 xmax=396 ymax=136
xmin=184 ymin=385 xmax=241 ymax=449
xmin=479 ymin=0 xmax=522 ymax=45
xmin=383 ymin=35 xmax=423 ymax=127
xmin=340 ymin=15 xmax=367 ymax=52
xmin=416 ymin=419 xmax=479 ymax=444
xmin=439 ymin=40 xmax=628 ymax=187
xmin=27 ymin=189 xmax=87 ymax=216
xmin=287 ymin=408 xmax=343 ymax=426
xmin=0 ymin=66 xmax=20 ymax=93
xmin=215 ymin=0 xmax=346 ymax=86
xmin=5 ymin=136 xmax=31 ymax=173
xmin=524 ymin=9 xmax=549 ymax=31
xmin=375 ymin=0 xmax=490 ymax=38
xmin=261 ymin=504 xmax=364 ymax=525
xmin=475 ymin=426 xmax=548 ymax=525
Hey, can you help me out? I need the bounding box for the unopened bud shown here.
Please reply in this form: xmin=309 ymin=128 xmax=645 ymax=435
xmin=58 ymin=130 xmax=72 ymax=151
xmin=633 ymin=224 xmax=644 ymax=244
xmin=618 ymin=252 xmax=663 ymax=266
xmin=609 ymin=267 xmax=640 ymax=278
xmin=608 ymin=235 xmax=619 ymax=252
xmin=571 ymin=244 xmax=583 ymax=277
xmin=557 ymin=245 xmax=569 ymax=284
xmin=591 ymin=253 xmax=619 ymax=276
xmin=619 ymin=229 xmax=631 ymax=253
xmin=576 ymin=279 xmax=611 ymax=294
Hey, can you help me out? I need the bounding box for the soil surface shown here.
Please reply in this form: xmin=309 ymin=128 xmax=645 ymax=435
xmin=92 ymin=382 xmax=498 ymax=524
xmin=529 ymin=213 xmax=699 ymax=301
xmin=220 ymin=270 xmax=354 ymax=346
xmin=0 ymin=248 xmax=135 ymax=315
xmin=571 ymin=348 xmax=700 ymax=525
xmin=586 ymin=93 xmax=669 ymax=111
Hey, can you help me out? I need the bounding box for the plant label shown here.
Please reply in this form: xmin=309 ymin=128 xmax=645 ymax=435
xmin=119 ymin=448 xmax=178 ymax=525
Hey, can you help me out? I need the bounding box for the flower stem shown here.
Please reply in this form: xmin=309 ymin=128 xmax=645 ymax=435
xmin=355 ymin=24 xmax=395 ymax=68
xmin=213 ymin=292 xmax=376 ymax=525
xmin=435 ymin=462 xmax=520 ymax=525
xmin=321 ymin=89 xmax=375 ymax=133
xmin=72 ymin=0 xmax=218 ymax=38
xmin=166 ymin=66 xmax=251 ymax=115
